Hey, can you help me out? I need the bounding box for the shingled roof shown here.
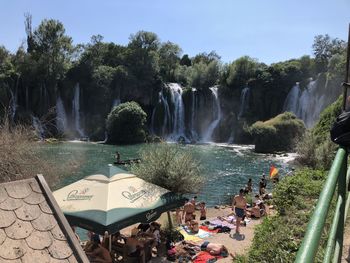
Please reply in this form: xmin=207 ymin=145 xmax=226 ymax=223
xmin=0 ymin=175 xmax=89 ymax=262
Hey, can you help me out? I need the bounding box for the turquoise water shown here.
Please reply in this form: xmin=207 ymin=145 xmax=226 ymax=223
xmin=40 ymin=142 xmax=293 ymax=207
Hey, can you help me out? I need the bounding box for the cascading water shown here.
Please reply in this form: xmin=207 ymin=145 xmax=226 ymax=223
xmin=32 ymin=116 xmax=45 ymax=140
xmin=112 ymin=98 xmax=121 ymax=108
xmin=283 ymin=83 xmax=300 ymax=113
xmin=238 ymin=86 xmax=250 ymax=119
xmin=56 ymin=96 xmax=68 ymax=133
xmin=168 ymin=83 xmax=185 ymax=140
xmin=9 ymin=89 xmax=17 ymax=122
xmin=283 ymin=78 xmax=341 ymax=128
xmin=190 ymin=88 xmax=198 ymax=140
xmin=202 ymin=87 xmax=222 ymax=142
xmin=151 ymin=89 xmax=171 ymax=136
xmin=72 ymin=83 xmax=86 ymax=137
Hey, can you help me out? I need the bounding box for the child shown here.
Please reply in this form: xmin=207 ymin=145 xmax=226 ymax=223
xmin=199 ymin=202 xmax=207 ymax=220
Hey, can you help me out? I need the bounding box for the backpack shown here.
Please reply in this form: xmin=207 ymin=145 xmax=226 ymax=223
xmin=330 ymin=111 xmax=350 ymax=147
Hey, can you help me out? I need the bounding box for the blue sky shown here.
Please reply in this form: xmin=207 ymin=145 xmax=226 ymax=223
xmin=1 ymin=0 xmax=349 ymax=64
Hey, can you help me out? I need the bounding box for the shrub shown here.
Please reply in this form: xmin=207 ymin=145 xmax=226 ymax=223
xmin=0 ymin=115 xmax=79 ymax=186
xmin=131 ymin=144 xmax=203 ymax=194
xmin=106 ymin=101 xmax=147 ymax=144
xmin=250 ymin=112 xmax=305 ymax=153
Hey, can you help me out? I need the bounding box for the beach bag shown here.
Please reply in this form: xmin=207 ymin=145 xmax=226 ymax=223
xmin=330 ymin=111 xmax=350 ymax=147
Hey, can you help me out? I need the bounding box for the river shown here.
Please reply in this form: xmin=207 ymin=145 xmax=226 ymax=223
xmin=40 ymin=142 xmax=294 ymax=207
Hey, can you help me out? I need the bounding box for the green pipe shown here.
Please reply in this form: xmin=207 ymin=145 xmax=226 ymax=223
xmin=332 ymin=155 xmax=347 ymax=263
xmin=324 ymin=162 xmax=350 ymax=263
xmin=295 ymin=148 xmax=347 ymax=263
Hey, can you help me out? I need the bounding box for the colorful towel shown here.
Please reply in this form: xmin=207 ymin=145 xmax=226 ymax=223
xmin=193 ymin=251 xmax=223 ymax=263
xmin=178 ymin=228 xmax=202 ymax=242
xmin=199 ymin=225 xmax=219 ymax=233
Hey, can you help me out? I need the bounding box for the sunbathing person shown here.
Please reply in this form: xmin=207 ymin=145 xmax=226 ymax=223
xmin=183 ymin=241 xmax=228 ymax=257
xmin=187 ymin=219 xmax=199 ymax=233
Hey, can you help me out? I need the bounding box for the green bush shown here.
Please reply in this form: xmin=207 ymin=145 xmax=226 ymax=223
xmin=106 ymin=101 xmax=147 ymax=144
xmin=131 ymin=144 xmax=203 ymax=194
xmin=250 ymin=112 xmax=305 ymax=153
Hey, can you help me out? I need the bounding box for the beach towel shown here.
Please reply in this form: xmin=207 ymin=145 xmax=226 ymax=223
xmin=199 ymin=225 xmax=219 ymax=233
xmin=193 ymin=251 xmax=223 ymax=263
xmin=178 ymin=228 xmax=202 ymax=242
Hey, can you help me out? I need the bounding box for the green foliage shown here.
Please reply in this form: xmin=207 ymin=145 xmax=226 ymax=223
xmin=106 ymin=102 xmax=147 ymax=144
xmin=244 ymin=169 xmax=328 ymax=263
xmin=131 ymin=144 xmax=203 ymax=194
xmin=250 ymin=112 xmax=305 ymax=153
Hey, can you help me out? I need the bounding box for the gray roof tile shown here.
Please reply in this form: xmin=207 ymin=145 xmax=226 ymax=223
xmin=0 ymin=238 xmax=27 ymax=260
xmin=0 ymin=187 xmax=8 ymax=203
xmin=14 ymin=203 xmax=41 ymax=221
xmin=4 ymin=184 xmax=31 ymax=199
xmin=0 ymin=177 xmax=89 ymax=263
xmin=25 ymin=230 xmax=53 ymax=250
xmin=31 ymin=213 xmax=57 ymax=231
xmin=23 ymin=191 xmax=45 ymax=205
xmin=4 ymin=220 xmax=33 ymax=240
xmin=20 ymin=249 xmax=51 ymax=263
xmin=48 ymin=239 xmax=73 ymax=259
xmin=0 ymin=210 xmax=16 ymax=228
xmin=0 ymin=197 xmax=23 ymax=211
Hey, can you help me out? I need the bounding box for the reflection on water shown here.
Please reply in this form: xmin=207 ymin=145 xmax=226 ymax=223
xmin=40 ymin=142 xmax=293 ymax=207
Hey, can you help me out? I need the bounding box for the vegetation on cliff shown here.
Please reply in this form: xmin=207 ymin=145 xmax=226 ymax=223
xmin=249 ymin=112 xmax=305 ymax=153
xmin=106 ymin=101 xmax=147 ymax=144
xmin=0 ymin=15 xmax=346 ymax=140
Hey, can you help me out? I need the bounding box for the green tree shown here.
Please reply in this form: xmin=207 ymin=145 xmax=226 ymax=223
xmin=106 ymin=101 xmax=147 ymax=144
xmin=158 ymin=41 xmax=182 ymax=82
xmin=312 ymin=34 xmax=346 ymax=72
xmin=131 ymin=144 xmax=203 ymax=194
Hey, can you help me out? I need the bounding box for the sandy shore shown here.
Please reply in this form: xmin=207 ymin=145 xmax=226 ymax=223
xmin=121 ymin=206 xmax=264 ymax=262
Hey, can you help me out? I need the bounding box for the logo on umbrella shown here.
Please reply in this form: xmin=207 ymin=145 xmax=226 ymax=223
xmin=65 ymin=188 xmax=94 ymax=201
xmin=122 ymin=187 xmax=148 ymax=203
xmin=146 ymin=210 xmax=157 ymax=221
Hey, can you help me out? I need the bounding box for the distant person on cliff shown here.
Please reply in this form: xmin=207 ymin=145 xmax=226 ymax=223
xmin=232 ymin=189 xmax=247 ymax=235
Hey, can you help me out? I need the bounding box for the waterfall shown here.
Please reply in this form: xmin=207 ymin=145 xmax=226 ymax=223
xmin=190 ymin=88 xmax=198 ymax=140
xmin=238 ymin=86 xmax=250 ymax=118
xmin=56 ymin=96 xmax=68 ymax=133
xmin=9 ymin=89 xmax=17 ymax=122
xmin=168 ymin=83 xmax=185 ymax=140
xmin=72 ymin=83 xmax=85 ymax=137
xmin=283 ymin=83 xmax=300 ymax=113
xmin=151 ymin=89 xmax=171 ymax=136
xmin=283 ymin=78 xmax=340 ymax=128
xmin=32 ymin=116 xmax=45 ymax=140
xmin=202 ymin=87 xmax=222 ymax=142
xmin=112 ymin=98 xmax=121 ymax=108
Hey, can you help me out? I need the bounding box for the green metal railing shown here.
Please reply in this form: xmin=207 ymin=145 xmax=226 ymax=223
xmin=295 ymin=147 xmax=350 ymax=263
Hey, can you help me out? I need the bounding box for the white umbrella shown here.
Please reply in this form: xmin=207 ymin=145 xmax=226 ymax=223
xmin=53 ymin=167 xmax=185 ymax=235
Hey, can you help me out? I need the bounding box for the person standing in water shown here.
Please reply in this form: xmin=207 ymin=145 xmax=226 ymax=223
xmin=115 ymin=151 xmax=121 ymax=162
xmin=232 ymin=189 xmax=247 ymax=235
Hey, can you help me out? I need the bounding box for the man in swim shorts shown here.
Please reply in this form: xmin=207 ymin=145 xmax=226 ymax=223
xmin=183 ymin=198 xmax=195 ymax=223
xmin=200 ymin=241 xmax=228 ymax=256
xmin=232 ymin=188 xmax=247 ymax=234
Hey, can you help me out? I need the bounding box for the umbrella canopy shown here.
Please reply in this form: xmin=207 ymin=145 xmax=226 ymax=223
xmin=53 ymin=167 xmax=185 ymax=235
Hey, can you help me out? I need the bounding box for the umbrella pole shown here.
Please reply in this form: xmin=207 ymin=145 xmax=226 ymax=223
xmin=109 ymin=233 xmax=112 ymax=252
xmin=167 ymin=211 xmax=173 ymax=229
